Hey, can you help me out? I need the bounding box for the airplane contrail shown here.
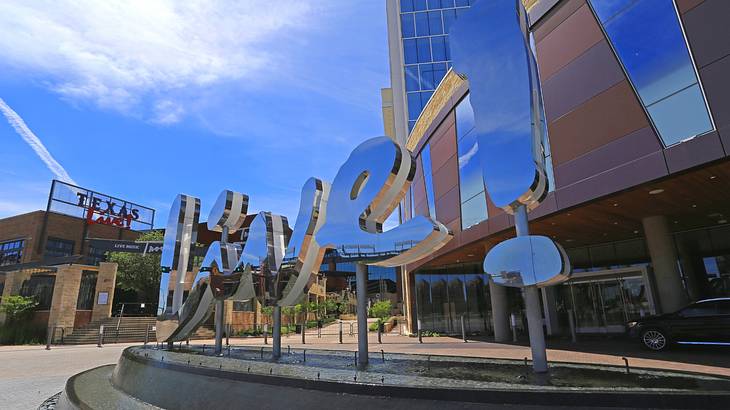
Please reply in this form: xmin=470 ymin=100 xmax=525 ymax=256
xmin=0 ymin=97 xmax=78 ymax=186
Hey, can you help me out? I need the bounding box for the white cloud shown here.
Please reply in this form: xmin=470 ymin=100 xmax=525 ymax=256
xmin=0 ymin=1 xmax=314 ymax=122
xmin=0 ymin=97 xmax=77 ymax=185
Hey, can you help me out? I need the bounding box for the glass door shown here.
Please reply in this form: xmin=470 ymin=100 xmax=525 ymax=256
xmin=597 ymin=279 xmax=628 ymax=332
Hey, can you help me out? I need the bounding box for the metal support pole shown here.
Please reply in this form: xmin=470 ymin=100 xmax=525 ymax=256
xmin=461 ymin=314 xmax=467 ymax=343
xmin=45 ymin=327 xmax=52 ymax=350
xmin=339 ymin=320 xmax=343 ymax=344
xmin=301 ymin=320 xmax=306 ymax=345
xmin=214 ymin=300 xmax=224 ymax=355
xmin=264 ymin=323 xmax=268 ymax=345
xmin=356 ymin=263 xmax=368 ymax=368
xmin=417 ymin=319 xmax=423 ymax=343
xmin=144 ymin=324 xmax=150 ymax=346
xmin=377 ymin=324 xmax=382 ymax=344
xmin=226 ymin=324 xmax=230 ymax=346
xmin=514 ymin=205 xmax=549 ymax=373
xmin=272 ymin=306 xmax=282 ymax=359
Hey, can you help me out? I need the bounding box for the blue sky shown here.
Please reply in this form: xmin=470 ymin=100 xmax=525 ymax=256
xmin=0 ymin=1 xmax=390 ymax=227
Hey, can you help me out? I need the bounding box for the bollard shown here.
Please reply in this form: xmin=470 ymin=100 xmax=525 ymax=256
xmin=349 ymin=322 xmax=354 ymax=336
xmin=380 ymin=349 xmax=385 ymax=363
xmin=377 ymin=324 xmax=382 ymax=344
xmin=339 ymin=321 xmax=343 ymax=344
xmin=45 ymin=327 xmax=52 ymax=350
xmin=60 ymin=327 xmax=65 ymax=345
xmin=303 ymin=349 xmax=306 ymax=362
xmin=461 ymin=315 xmax=467 ymax=343
xmin=226 ymin=324 xmax=230 ymax=347
xmin=264 ymin=324 xmax=268 ymax=345
xmin=227 ymin=345 xmax=231 ymax=357
xmin=287 ymin=345 xmax=291 ymax=355
xmin=427 ymin=355 xmax=431 ymax=371
xmin=568 ymin=309 xmax=577 ymax=343
xmin=417 ymin=319 xmax=423 ymax=344
xmin=144 ymin=324 xmax=150 ymax=346
xmin=186 ymin=339 xmax=189 ymax=346
xmin=318 ymin=326 xmax=321 ymax=339
xmin=98 ymin=325 xmax=104 ymax=348
xmin=302 ymin=324 xmax=306 ymax=345
xmin=260 ymin=347 xmax=264 ymax=359
xmin=622 ymin=357 xmax=630 ymax=374
xmin=354 ymin=351 xmax=357 ymax=367
xmin=202 ymin=344 xmax=206 ymax=353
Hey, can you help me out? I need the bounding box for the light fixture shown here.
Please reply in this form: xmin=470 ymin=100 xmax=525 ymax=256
xmin=649 ymin=188 xmax=664 ymax=195
xmin=710 ymin=175 xmax=717 ymax=180
xmin=719 ymin=219 xmax=728 ymax=224
xmin=691 ymin=204 xmax=697 ymax=208
xmin=613 ymin=222 xmax=618 ymax=225
xmin=633 ymin=230 xmax=639 ymax=234
xmin=612 ymin=203 xmax=619 ymax=207
xmin=467 ymin=254 xmax=474 ymax=257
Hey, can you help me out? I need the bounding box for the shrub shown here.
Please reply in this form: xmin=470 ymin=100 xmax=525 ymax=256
xmin=368 ymin=300 xmax=392 ymax=322
xmin=0 ymin=295 xmax=43 ymax=345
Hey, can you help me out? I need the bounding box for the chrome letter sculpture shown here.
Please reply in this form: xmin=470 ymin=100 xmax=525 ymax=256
xmin=450 ymin=0 xmax=571 ymax=372
xmin=156 ymin=137 xmax=452 ymax=364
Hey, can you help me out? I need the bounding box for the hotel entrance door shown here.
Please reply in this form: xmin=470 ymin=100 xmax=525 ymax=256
xmin=559 ymin=267 xmax=656 ymax=334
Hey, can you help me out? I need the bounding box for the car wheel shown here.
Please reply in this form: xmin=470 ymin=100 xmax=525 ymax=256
xmin=641 ymin=328 xmax=668 ymax=351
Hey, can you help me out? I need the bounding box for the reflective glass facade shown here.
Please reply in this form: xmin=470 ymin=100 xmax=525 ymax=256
xmin=415 ymin=263 xmax=492 ymax=335
xmin=589 ymin=0 xmax=714 ymax=146
xmin=455 ymin=94 xmax=488 ymax=229
xmin=420 ymin=144 xmax=437 ymax=218
xmin=400 ymin=0 xmax=471 ymax=131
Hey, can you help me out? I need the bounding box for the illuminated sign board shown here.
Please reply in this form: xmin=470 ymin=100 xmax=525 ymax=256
xmin=47 ymin=180 xmax=155 ymax=231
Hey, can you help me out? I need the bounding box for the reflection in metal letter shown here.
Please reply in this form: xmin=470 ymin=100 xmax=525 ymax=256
xmin=484 ymin=235 xmax=570 ymax=288
xmin=316 ymin=136 xmax=452 ymax=267
xmin=450 ymin=0 xmax=548 ymax=214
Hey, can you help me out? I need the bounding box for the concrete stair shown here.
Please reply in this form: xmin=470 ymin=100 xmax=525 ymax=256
xmin=63 ymin=317 xmax=157 ymax=345
xmin=63 ymin=316 xmax=218 ymax=345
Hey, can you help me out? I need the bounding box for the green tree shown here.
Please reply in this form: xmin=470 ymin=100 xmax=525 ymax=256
xmin=0 ymin=295 xmax=38 ymax=322
xmin=107 ymin=230 xmax=164 ymax=303
xmin=368 ymin=300 xmax=392 ymax=323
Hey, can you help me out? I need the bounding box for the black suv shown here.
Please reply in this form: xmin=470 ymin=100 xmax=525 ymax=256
xmin=627 ymin=298 xmax=730 ymax=351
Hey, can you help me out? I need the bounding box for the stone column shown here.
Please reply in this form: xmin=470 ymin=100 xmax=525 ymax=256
xmin=48 ymin=265 xmax=83 ymax=332
xmin=541 ymin=287 xmax=560 ymax=336
xmin=642 ymin=215 xmax=689 ymax=314
xmin=489 ymin=278 xmax=511 ymax=342
xmin=91 ymin=263 xmax=117 ymax=323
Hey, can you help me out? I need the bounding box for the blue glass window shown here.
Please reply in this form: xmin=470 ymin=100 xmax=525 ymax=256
xmin=432 ymin=62 xmax=447 ymax=87
xmin=440 ymin=0 xmax=456 ymax=8
xmin=401 ymin=13 xmax=415 ymax=38
xmin=421 ymin=144 xmax=437 ymax=218
xmin=455 ymin=94 xmax=488 ymax=230
xmin=419 ymin=64 xmax=435 ymax=90
xmin=403 ymin=39 xmax=417 ymax=64
xmin=417 ymin=38 xmax=432 ymax=63
xmin=415 ymin=12 xmax=430 ymax=37
xmin=589 ymin=0 xmax=713 ymax=146
xmin=431 ymin=35 xmax=447 ymax=61
xmin=427 ymin=0 xmax=441 ymax=9
xmin=408 ymin=92 xmax=422 ymax=121
xmin=405 ymin=65 xmax=420 ymax=91
xmin=428 ymin=11 xmax=443 ymax=35
xmin=401 ymin=0 xmax=414 ymax=12
xmin=455 ymin=0 xmax=469 ymax=7
xmin=442 ymin=9 xmax=457 ymax=32
xmin=414 ymin=0 xmax=428 ymax=11
xmin=421 ymin=90 xmax=434 ymax=107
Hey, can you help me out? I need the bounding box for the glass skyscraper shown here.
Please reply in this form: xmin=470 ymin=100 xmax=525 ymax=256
xmin=385 ymin=0 xmax=471 ymax=144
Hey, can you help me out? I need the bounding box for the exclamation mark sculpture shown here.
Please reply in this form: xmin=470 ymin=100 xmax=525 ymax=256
xmin=450 ymin=0 xmax=571 ymax=373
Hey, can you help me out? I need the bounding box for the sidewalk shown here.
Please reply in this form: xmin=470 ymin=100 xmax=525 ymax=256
xmin=214 ymin=331 xmax=730 ymax=377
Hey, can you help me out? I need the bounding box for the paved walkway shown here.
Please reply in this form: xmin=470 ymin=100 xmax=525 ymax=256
xmin=1 ymin=333 xmax=729 ymax=409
